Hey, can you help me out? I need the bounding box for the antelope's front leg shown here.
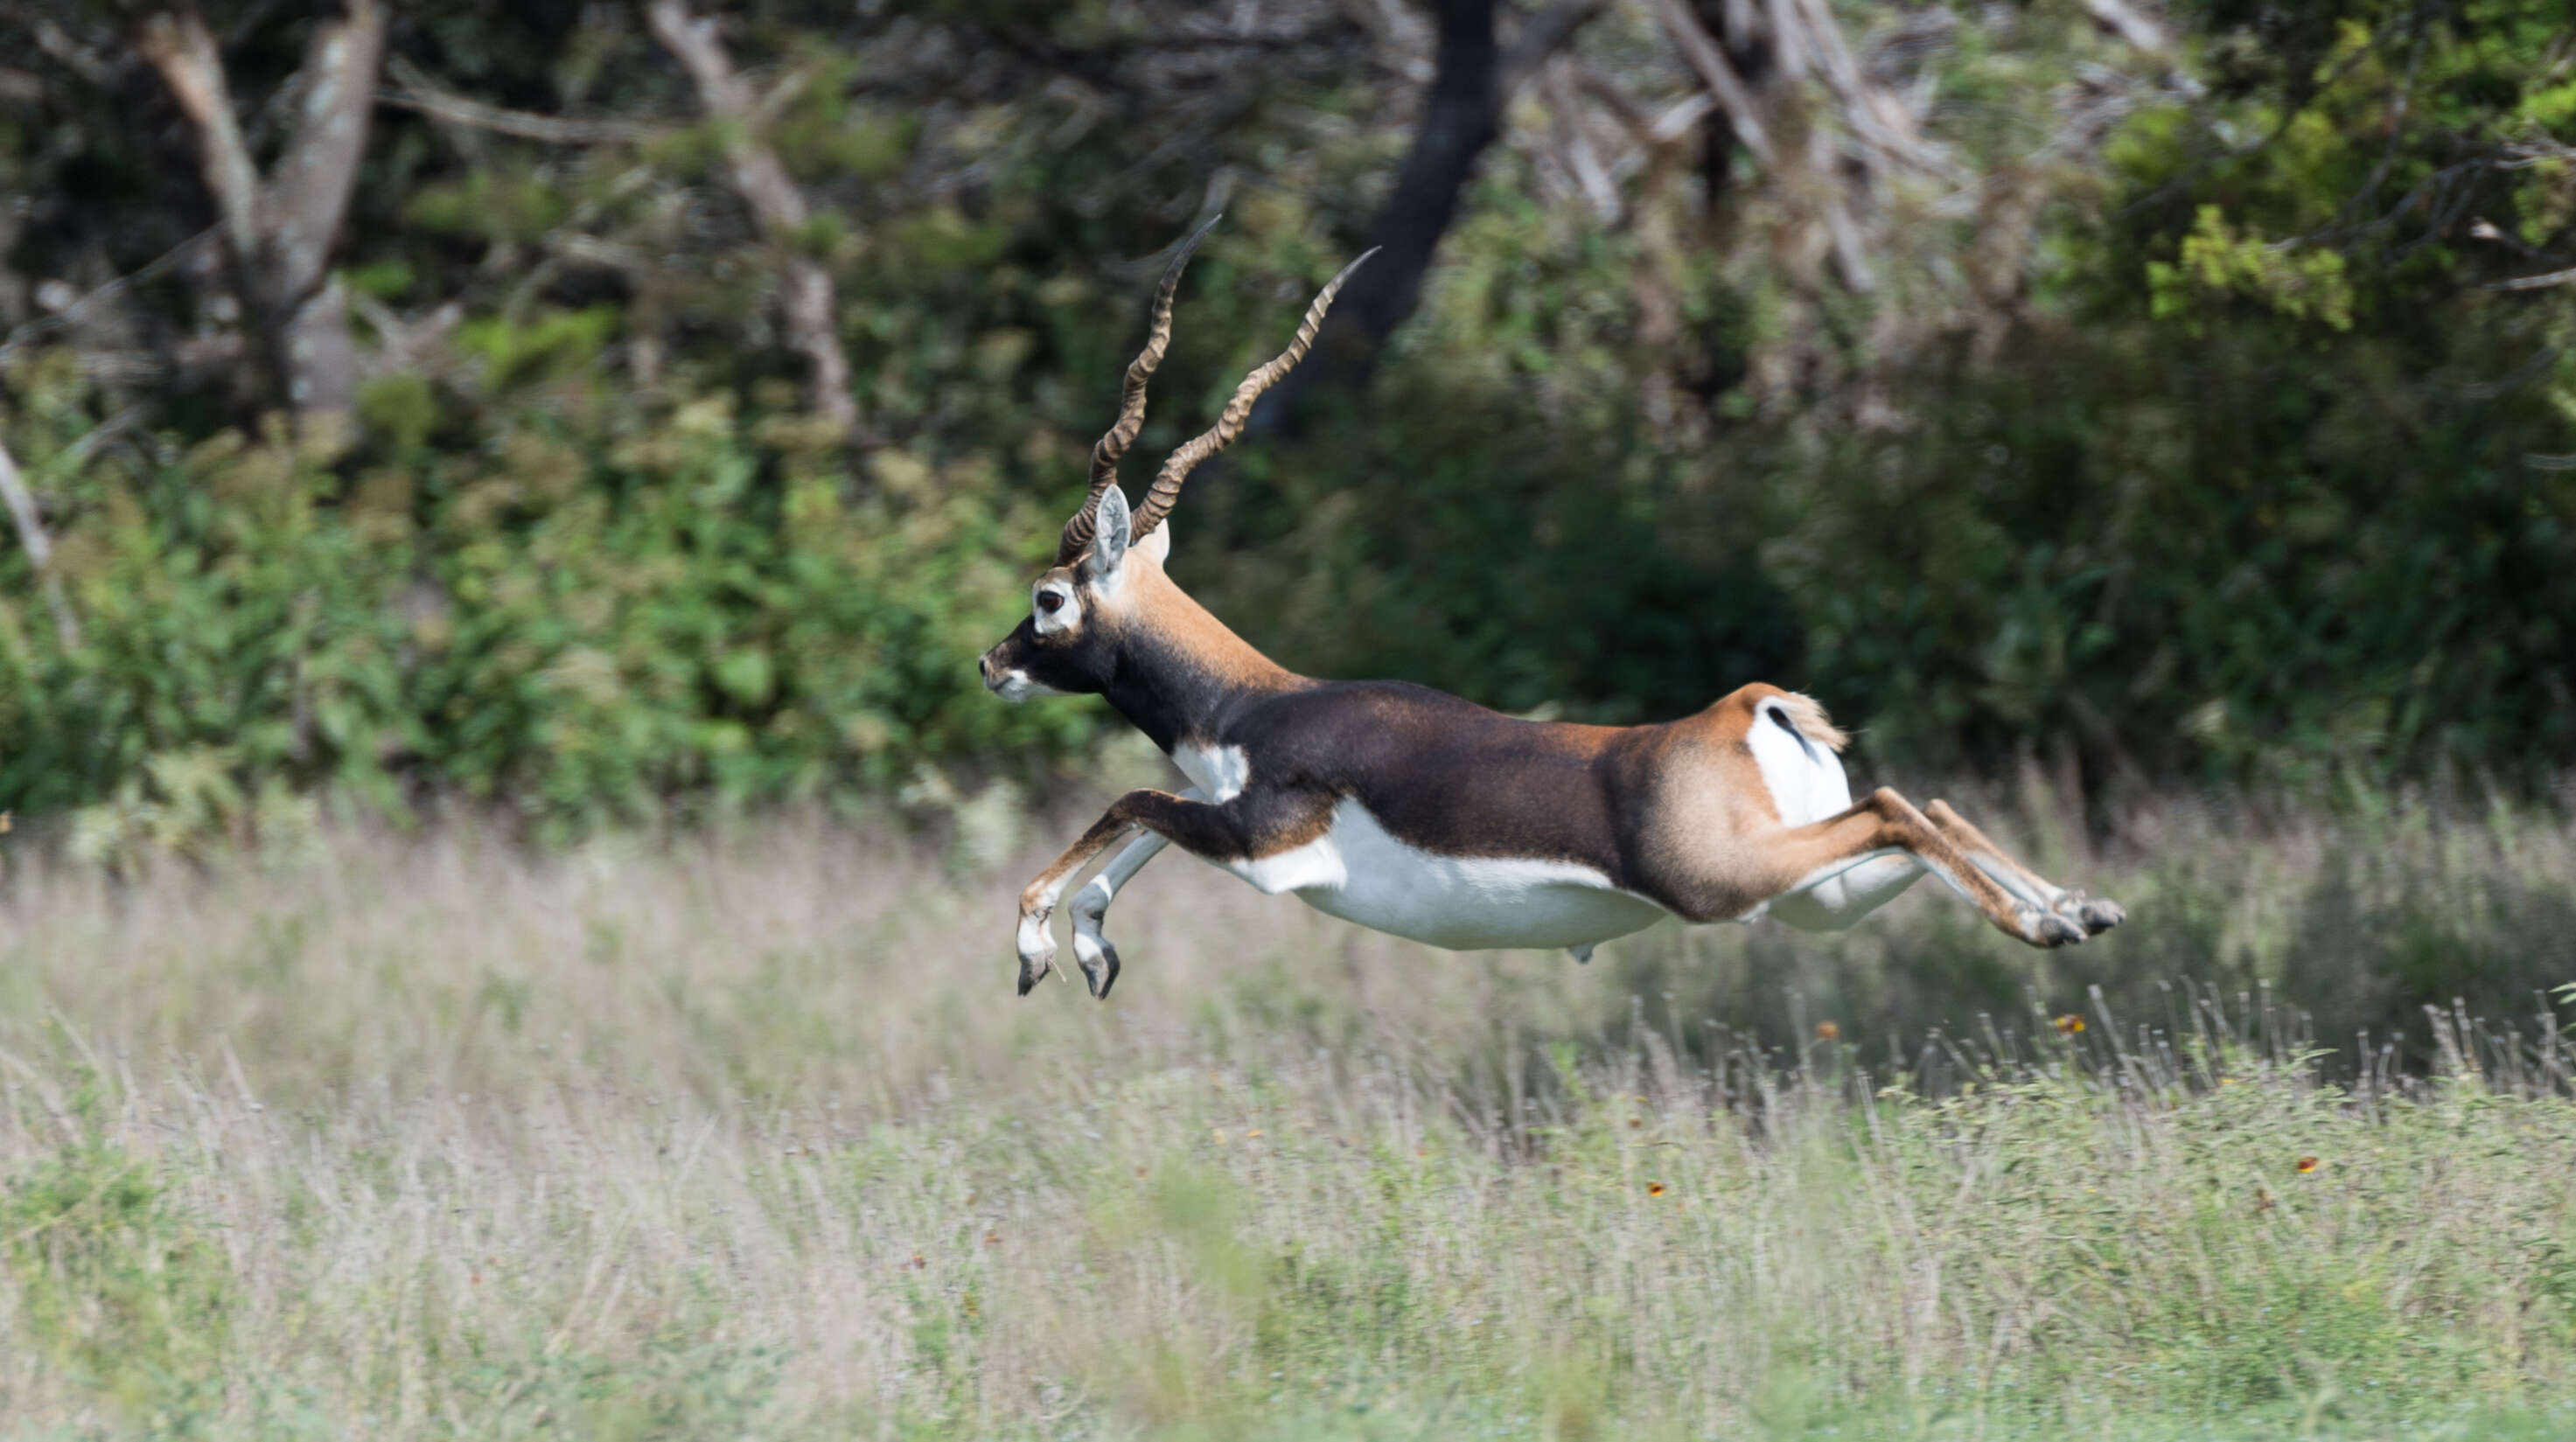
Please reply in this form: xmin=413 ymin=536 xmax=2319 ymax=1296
xmin=1016 ymin=788 xmax=1246 ymax=998
xmin=1066 ymin=792 xmax=1196 ymax=999
xmin=1016 ymin=812 xmax=1140 ymax=996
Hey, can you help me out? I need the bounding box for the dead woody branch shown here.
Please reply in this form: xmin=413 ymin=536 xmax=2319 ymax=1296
xmin=646 ymin=0 xmax=861 ymax=442
xmin=0 ymin=437 xmax=80 ymax=651
xmin=380 ymin=56 xmax=661 ymax=146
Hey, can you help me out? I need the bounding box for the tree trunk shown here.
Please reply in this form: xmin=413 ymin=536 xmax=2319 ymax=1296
xmin=138 ymin=0 xmax=383 ymax=434
xmin=1252 ymin=0 xmax=1604 ymax=437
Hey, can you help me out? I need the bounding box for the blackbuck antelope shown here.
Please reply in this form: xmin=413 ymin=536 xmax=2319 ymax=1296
xmin=978 ymin=225 xmax=2125 ymax=999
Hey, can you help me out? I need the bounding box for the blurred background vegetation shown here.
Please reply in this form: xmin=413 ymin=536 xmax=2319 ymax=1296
xmin=0 ymin=0 xmax=2569 ymax=847
xmin=2 ymin=10 xmax=2574 ymax=1429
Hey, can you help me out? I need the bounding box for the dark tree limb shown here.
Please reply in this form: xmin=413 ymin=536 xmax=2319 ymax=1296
xmin=646 ymin=0 xmax=861 ymax=442
xmin=1254 ymin=0 xmax=1607 ymax=436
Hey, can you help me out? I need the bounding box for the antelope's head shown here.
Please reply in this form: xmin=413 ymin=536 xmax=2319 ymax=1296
xmin=979 ymin=223 xmax=1371 ymax=705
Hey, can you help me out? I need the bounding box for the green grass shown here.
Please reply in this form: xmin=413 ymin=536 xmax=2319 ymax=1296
xmin=0 ymin=795 xmax=2571 ymax=1439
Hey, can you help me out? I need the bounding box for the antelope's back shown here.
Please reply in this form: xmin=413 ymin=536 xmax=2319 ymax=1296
xmin=1221 ymin=680 xmax=1638 ymax=875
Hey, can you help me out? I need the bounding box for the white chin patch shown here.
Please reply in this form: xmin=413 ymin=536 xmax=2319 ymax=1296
xmin=991 ymin=671 xmax=1066 ymax=703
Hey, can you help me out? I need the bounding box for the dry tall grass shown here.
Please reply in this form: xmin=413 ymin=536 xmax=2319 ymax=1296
xmin=0 ymin=799 xmax=2572 ymax=1439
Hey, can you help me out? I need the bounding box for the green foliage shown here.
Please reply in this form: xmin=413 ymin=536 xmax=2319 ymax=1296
xmin=2 ymin=0 xmax=2571 ymax=837
xmin=0 ymin=363 xmax=1082 ymax=844
xmin=1749 ymin=0 xmax=2576 ymax=786
xmin=457 ymin=307 xmax=622 ymax=390
xmin=2148 ymin=206 xmax=2354 ymax=331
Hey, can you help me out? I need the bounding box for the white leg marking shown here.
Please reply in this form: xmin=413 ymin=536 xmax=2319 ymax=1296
xmin=1170 ymin=745 xmax=1250 ymax=802
xmin=1016 ymin=910 xmax=1054 ymax=959
xmin=1965 ymin=851 xmax=2064 ymax=909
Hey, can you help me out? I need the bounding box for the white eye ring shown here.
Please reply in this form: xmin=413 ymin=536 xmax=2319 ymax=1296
xmin=1033 ymin=584 xmax=1080 ymax=636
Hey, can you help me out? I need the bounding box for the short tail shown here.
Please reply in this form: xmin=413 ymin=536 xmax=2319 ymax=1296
xmin=1763 ymin=692 xmax=1849 ymax=753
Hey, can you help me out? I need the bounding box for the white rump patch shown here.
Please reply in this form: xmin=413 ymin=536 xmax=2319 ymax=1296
xmin=1747 ymin=700 xmax=1853 ymax=826
xmin=1749 ymin=700 xmax=1930 ymax=931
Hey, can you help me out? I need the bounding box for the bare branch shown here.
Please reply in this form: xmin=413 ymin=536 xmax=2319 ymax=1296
xmin=2490 ymin=266 xmax=2576 ymax=291
xmin=2077 ymin=0 xmax=2170 ymax=54
xmin=1787 ymin=0 xmax=1957 ymax=182
xmin=1648 ymin=0 xmax=1771 ymax=164
xmin=136 ymin=8 xmax=262 ymax=268
xmin=1571 ymin=61 xmax=1714 ymax=149
xmin=380 ymin=57 xmax=660 ymax=146
xmin=0 ymin=229 xmax=220 ymax=369
xmin=1651 ymin=92 xmax=1720 ymax=144
xmin=0 ymin=436 xmax=80 ymax=651
xmin=32 ymin=19 xmax=117 ymax=87
xmin=646 ymin=0 xmax=857 ymax=441
xmin=1540 ymin=63 xmax=1621 ymax=221
xmin=646 ymin=0 xmax=809 ymax=232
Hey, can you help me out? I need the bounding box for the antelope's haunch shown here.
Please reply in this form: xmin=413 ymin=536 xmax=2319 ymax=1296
xmin=979 ymin=228 xmax=2124 ymax=1000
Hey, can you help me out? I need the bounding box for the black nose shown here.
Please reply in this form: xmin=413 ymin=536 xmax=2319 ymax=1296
xmin=977 ymin=654 xmax=992 ymax=684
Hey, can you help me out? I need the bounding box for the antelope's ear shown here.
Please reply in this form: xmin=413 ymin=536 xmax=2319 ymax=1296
xmin=1091 ymin=484 xmax=1132 ymax=579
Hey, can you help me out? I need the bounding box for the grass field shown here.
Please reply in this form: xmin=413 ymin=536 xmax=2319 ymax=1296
xmin=1 ymin=788 xmax=2573 ymax=1439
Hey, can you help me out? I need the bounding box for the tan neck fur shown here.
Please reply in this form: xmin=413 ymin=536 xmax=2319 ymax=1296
xmin=1118 ymin=559 xmax=1303 ymax=693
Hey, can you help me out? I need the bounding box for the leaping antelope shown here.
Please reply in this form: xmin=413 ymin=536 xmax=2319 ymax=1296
xmin=979 ymin=224 xmax=2125 ymax=999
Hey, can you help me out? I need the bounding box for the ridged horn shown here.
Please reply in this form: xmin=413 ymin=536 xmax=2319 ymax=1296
xmin=1057 ymin=215 xmax=1222 ymax=565
xmin=1131 ymin=247 xmax=1376 ymax=542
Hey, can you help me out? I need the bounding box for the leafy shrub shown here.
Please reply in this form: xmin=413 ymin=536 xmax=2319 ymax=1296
xmin=0 ymin=360 xmax=1086 ymax=846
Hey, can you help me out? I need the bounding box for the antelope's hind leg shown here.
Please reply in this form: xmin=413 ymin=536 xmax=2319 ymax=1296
xmin=1923 ymin=799 xmax=2125 ymax=936
xmin=1730 ymin=789 xmax=2089 ymax=948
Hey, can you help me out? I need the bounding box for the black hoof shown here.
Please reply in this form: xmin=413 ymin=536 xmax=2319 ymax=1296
xmin=2028 ymin=912 xmax=2084 ymax=948
xmin=2075 ymin=896 xmax=2126 ymax=934
xmin=1081 ymin=941 xmax=1120 ymax=1000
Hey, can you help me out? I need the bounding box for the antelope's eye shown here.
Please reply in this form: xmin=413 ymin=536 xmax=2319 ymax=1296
xmin=1036 ymin=590 xmax=1065 ymax=613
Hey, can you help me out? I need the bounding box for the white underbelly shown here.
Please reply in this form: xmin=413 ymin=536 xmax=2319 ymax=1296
xmin=1216 ymin=798 xmax=1669 ymax=951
